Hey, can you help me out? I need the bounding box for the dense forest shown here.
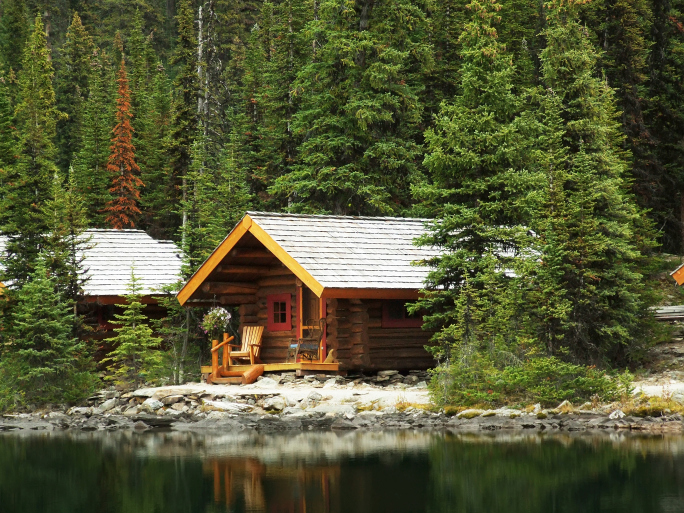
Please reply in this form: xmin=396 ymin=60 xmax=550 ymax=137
xmin=0 ymin=0 xmax=680 ymax=406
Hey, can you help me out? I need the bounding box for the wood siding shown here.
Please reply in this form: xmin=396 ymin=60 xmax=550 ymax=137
xmin=326 ymin=298 xmax=434 ymax=371
xmin=239 ymin=272 xmax=298 ymax=363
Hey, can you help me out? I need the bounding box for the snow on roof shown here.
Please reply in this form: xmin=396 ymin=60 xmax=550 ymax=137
xmin=247 ymin=212 xmax=439 ymax=289
xmin=0 ymin=229 xmax=182 ymax=296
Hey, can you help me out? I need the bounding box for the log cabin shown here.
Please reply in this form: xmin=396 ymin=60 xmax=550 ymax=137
xmin=177 ymin=212 xmax=440 ymax=375
xmin=0 ymin=230 xmax=182 ymax=352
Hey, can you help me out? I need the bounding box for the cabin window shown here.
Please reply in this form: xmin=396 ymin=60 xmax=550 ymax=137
xmin=267 ymin=293 xmax=292 ymax=331
xmin=382 ymin=300 xmax=423 ymax=328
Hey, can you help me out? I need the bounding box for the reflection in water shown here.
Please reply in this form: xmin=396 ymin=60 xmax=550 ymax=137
xmin=1 ymin=430 xmax=684 ymax=512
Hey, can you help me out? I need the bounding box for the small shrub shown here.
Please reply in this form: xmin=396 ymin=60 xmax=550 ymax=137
xmin=430 ymin=356 xmax=633 ymax=408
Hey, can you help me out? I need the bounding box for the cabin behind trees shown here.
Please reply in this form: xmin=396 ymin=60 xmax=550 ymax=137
xmin=178 ymin=212 xmax=439 ymax=373
xmin=0 ymin=230 xmax=182 ymax=346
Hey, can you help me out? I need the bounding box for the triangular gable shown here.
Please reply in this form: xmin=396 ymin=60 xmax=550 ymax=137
xmin=177 ymin=214 xmax=324 ymax=306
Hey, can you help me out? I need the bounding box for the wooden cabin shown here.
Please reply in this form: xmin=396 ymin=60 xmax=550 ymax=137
xmin=178 ymin=212 xmax=440 ymax=374
xmin=0 ymin=230 xmax=182 ymax=352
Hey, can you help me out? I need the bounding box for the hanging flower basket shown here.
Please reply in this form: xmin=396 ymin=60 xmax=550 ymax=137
xmin=200 ymin=307 xmax=232 ymax=340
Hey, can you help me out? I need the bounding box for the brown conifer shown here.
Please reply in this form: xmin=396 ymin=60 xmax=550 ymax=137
xmin=104 ymin=59 xmax=144 ymax=229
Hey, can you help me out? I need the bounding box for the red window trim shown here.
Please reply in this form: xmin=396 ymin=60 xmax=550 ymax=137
xmin=267 ymin=293 xmax=292 ymax=332
xmin=382 ymin=300 xmax=423 ymax=328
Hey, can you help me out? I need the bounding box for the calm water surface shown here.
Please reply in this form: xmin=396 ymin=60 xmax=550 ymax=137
xmin=1 ymin=430 xmax=683 ymax=513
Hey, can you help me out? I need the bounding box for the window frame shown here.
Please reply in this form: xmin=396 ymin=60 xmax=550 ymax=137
xmin=381 ymin=300 xmax=423 ymax=328
xmin=267 ymin=293 xmax=292 ymax=331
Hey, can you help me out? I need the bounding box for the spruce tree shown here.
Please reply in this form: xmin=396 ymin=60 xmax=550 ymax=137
xmin=168 ymin=0 xmax=198 ymax=240
xmin=102 ymin=269 xmax=163 ymax=388
xmin=415 ymin=0 xmax=536 ymax=378
xmin=104 ymin=59 xmax=144 ymax=229
xmin=56 ymin=13 xmax=95 ymax=172
xmin=0 ymin=79 xmax=15 ymax=171
xmin=531 ymin=0 xmax=656 ymax=364
xmin=42 ymin=169 xmax=90 ymax=307
xmin=2 ymin=256 xmax=92 ymax=405
xmin=0 ymin=16 xmax=63 ymax=287
xmin=0 ymin=0 xmax=29 ymax=103
xmin=269 ymin=0 xmax=433 ymax=215
xmin=72 ymin=48 xmax=114 ymax=226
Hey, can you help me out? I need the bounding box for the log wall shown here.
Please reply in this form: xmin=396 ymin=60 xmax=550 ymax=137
xmin=238 ymin=273 xmax=298 ymax=363
xmin=325 ymin=298 xmax=435 ymax=371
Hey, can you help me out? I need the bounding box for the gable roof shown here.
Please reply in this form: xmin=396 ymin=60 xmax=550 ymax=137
xmin=178 ymin=212 xmax=439 ymax=305
xmin=0 ymin=229 xmax=183 ymax=296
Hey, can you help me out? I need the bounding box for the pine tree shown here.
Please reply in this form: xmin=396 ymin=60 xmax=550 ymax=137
xmin=2 ymin=256 xmax=93 ymax=404
xmin=42 ymin=169 xmax=90 ymax=306
xmin=104 ymin=59 xmax=144 ymax=230
xmin=415 ymin=0 xmax=536 ymax=376
xmin=0 ymin=78 xmax=15 ymax=171
xmin=138 ymin=62 xmax=172 ymax=238
xmin=0 ymin=16 xmax=64 ymax=287
xmin=55 ymin=13 xmax=95 ymax=173
xmin=72 ymin=48 xmax=114 ymax=226
xmin=102 ymin=269 xmax=163 ymax=388
xmin=269 ymin=0 xmax=433 ymax=215
xmin=168 ymin=0 xmax=199 ymax=240
xmin=0 ymin=0 xmax=29 ymax=103
xmin=530 ymin=0 xmax=656 ymax=364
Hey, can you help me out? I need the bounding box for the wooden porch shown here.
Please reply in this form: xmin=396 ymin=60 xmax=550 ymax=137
xmin=201 ymin=362 xmax=340 ymax=377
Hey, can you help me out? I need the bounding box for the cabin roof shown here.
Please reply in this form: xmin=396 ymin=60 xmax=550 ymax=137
xmin=248 ymin=212 xmax=438 ymax=289
xmin=0 ymin=229 xmax=183 ymax=296
xmin=178 ymin=212 xmax=439 ymax=305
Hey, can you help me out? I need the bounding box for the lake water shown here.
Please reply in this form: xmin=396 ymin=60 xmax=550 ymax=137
xmin=1 ymin=430 xmax=684 ymax=512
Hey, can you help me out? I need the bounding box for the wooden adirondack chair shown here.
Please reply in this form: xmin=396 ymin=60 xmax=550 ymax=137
xmin=228 ymin=325 xmax=264 ymax=365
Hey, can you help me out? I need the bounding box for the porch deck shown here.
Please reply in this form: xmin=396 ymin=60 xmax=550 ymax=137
xmin=201 ymin=361 xmax=341 ymax=377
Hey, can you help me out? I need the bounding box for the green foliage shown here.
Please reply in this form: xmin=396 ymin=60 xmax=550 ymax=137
xmin=0 ymin=16 xmax=65 ymax=288
xmin=102 ymin=269 xmax=164 ymax=389
xmin=0 ymin=256 xmax=96 ymax=409
xmin=430 ymin=355 xmax=632 ymax=407
xmin=55 ymin=13 xmax=95 ymax=172
xmin=154 ymin=284 xmax=204 ymax=385
xmin=72 ymin=48 xmax=114 ymax=226
xmin=269 ymin=0 xmax=433 ymax=214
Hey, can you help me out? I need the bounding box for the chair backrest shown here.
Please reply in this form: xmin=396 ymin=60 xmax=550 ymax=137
xmin=242 ymin=325 xmax=264 ymax=356
xmin=301 ymin=318 xmax=325 ymax=344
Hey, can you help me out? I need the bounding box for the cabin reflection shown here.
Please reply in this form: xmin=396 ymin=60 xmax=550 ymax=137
xmin=204 ymin=457 xmax=340 ymax=513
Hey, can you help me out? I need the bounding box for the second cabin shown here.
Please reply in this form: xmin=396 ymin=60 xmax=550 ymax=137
xmin=177 ymin=212 xmax=440 ymax=373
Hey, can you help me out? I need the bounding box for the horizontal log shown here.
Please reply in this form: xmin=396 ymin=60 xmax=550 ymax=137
xmin=350 ymin=345 xmax=368 ymax=355
xmin=219 ymin=295 xmax=257 ymax=305
xmin=256 ymin=286 xmax=296 ymax=297
xmin=258 ymin=275 xmax=296 ymax=287
xmin=215 ymin=265 xmax=272 ymax=274
xmin=238 ymin=304 xmax=259 ymax=316
xmin=240 ymin=315 xmax=259 ymax=324
xmin=229 ymin=248 xmax=275 ymax=259
xmin=201 ymin=282 xmax=259 ymax=295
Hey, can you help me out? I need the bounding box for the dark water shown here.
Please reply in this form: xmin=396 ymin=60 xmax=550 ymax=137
xmin=1 ymin=430 xmax=684 ymax=513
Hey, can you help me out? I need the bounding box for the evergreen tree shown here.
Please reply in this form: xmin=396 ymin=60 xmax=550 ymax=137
xmin=1 ymin=256 xmax=93 ymax=405
xmin=55 ymin=13 xmax=95 ymax=173
xmin=530 ymin=0 xmax=656 ymax=364
xmin=168 ymin=0 xmax=199 ymax=240
xmin=42 ymin=169 xmax=90 ymax=307
xmin=0 ymin=0 xmax=29 ymax=103
xmin=415 ymin=0 xmax=537 ymax=377
xmin=72 ymin=48 xmax=114 ymax=226
xmin=0 ymin=16 xmax=64 ymax=287
xmin=139 ymin=62 xmax=172 ymax=238
xmin=0 ymin=79 xmax=15 ymax=171
xmin=102 ymin=269 xmax=163 ymax=388
xmin=104 ymin=59 xmax=144 ymax=230
xmin=270 ymin=0 xmax=433 ymax=215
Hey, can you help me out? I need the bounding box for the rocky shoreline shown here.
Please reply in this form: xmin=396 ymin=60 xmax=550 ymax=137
xmin=1 ymin=370 xmax=683 ymax=435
